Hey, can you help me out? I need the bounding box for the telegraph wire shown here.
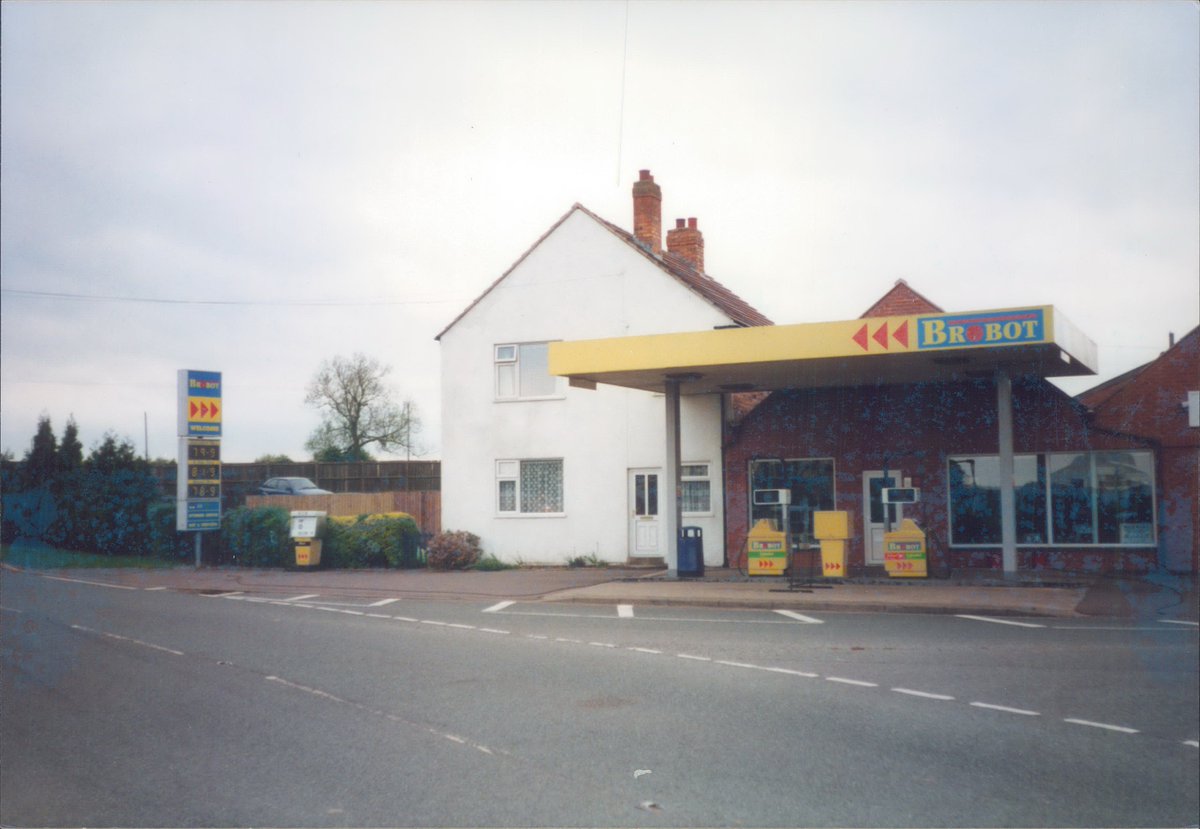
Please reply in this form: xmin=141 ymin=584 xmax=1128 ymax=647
xmin=0 ymin=288 xmax=457 ymax=307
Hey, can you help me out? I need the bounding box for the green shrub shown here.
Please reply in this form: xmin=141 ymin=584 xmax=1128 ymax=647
xmin=146 ymin=500 xmax=192 ymax=561
xmin=220 ymin=506 xmax=292 ymax=567
xmin=426 ymin=530 xmax=481 ymax=570
xmin=322 ymin=513 xmax=421 ymax=569
xmin=473 ymin=553 xmax=514 ymax=571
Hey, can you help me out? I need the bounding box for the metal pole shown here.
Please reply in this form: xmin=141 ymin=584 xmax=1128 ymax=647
xmin=663 ymin=378 xmax=682 ymax=576
xmin=996 ymin=370 xmax=1017 ymax=575
xmin=194 ymin=532 xmax=202 ymax=568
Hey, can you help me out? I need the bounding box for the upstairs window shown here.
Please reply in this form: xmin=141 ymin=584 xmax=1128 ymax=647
xmin=495 ymin=342 xmax=560 ymax=400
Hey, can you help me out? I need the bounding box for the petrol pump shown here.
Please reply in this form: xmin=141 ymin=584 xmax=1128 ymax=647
xmin=746 ymin=489 xmax=790 ymax=576
xmin=880 ymin=485 xmax=927 ymax=577
xmin=289 ymin=510 xmax=327 ymax=568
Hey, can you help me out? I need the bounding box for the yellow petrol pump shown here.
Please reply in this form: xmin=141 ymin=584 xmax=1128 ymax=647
xmin=746 ymin=519 xmax=788 ymax=576
xmin=880 ymin=486 xmax=926 ymax=577
xmin=814 ymin=510 xmax=851 ymax=578
xmin=289 ymin=510 xmax=327 ymax=567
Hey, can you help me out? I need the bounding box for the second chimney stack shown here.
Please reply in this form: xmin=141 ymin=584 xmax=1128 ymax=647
xmin=666 ymin=216 xmax=705 ymax=274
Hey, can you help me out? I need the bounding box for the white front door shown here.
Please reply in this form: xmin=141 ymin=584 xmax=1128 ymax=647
xmin=863 ymin=470 xmax=907 ymax=565
xmin=629 ymin=469 xmax=662 ymax=558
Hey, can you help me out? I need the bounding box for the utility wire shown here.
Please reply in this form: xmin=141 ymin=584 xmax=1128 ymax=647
xmin=0 ymin=288 xmax=456 ymax=307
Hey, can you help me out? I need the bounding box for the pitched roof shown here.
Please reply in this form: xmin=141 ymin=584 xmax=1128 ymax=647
xmin=1077 ymin=326 xmax=1199 ymax=411
xmin=860 ymin=279 xmax=943 ymax=318
xmin=436 ymin=203 xmax=771 ymax=340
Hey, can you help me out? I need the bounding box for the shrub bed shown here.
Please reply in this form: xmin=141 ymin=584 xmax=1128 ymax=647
xmin=426 ymin=530 xmax=482 ymax=570
xmin=322 ymin=513 xmax=422 ymax=569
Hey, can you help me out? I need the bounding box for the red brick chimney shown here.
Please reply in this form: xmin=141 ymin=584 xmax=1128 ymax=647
xmin=666 ymin=217 xmax=704 ymax=274
xmin=632 ymin=169 xmax=662 ymax=255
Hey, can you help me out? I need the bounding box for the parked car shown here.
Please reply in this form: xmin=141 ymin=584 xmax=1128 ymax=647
xmin=257 ymin=477 xmax=332 ymax=496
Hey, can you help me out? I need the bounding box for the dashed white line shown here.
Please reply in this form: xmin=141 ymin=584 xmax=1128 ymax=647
xmin=957 ymin=615 xmax=1045 ymax=628
xmin=627 ymin=647 xmax=662 ymax=655
xmin=589 ymin=641 xmax=617 ymax=648
xmin=826 ymin=676 xmax=878 ymax=687
xmin=447 ymin=623 xmax=476 ymax=630
xmin=717 ymin=659 xmax=761 ymax=669
xmin=1183 ymin=740 xmax=1199 ymax=748
xmin=284 ymin=594 xmax=321 ymax=603
xmin=421 ymin=620 xmax=448 ymax=626
xmin=143 ymin=586 xmax=168 ymax=591
xmin=266 ymin=675 xmax=346 ymax=703
xmin=774 ymin=609 xmax=824 ymax=624
xmin=339 ymin=610 xmax=364 ymax=616
xmin=366 ymin=613 xmax=391 ymax=619
xmin=893 ymin=687 xmax=955 ymax=701
xmin=762 ymin=666 xmax=819 ymax=678
xmin=43 ymin=575 xmax=137 ymax=590
xmin=483 ymin=600 xmax=515 ymax=613
xmin=1064 ymin=718 xmax=1139 ymax=734
xmin=618 ymin=604 xmax=634 ymax=618
xmin=211 ymin=591 xmax=244 ymax=598
xmin=677 ymin=653 xmax=711 ymax=662
xmin=392 ymin=615 xmax=419 ymax=623
xmin=1159 ymin=619 xmax=1199 ymax=627
xmin=556 ymin=637 xmax=582 ymax=644
xmin=71 ymin=625 xmax=184 ymax=656
xmin=971 ymin=702 xmax=1040 ymax=716
xmin=368 ymin=598 xmax=400 ymax=607
xmin=479 ymin=628 xmax=509 ymax=635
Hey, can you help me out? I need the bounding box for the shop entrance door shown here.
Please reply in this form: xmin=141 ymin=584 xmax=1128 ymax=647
xmin=629 ymin=469 xmax=662 ymax=558
xmin=863 ymin=470 xmax=906 ymax=565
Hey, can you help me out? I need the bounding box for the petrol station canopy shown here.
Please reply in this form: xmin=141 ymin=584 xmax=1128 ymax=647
xmin=549 ymin=305 xmax=1097 ymax=394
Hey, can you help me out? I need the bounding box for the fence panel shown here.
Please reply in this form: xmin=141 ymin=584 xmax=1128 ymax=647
xmin=244 ymin=491 xmax=441 ymax=535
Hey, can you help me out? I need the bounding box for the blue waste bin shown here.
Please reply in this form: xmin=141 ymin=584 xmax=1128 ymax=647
xmin=678 ymin=526 xmax=704 ymax=577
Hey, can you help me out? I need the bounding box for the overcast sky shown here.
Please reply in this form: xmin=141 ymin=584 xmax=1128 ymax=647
xmin=2 ymin=0 xmax=1197 ymax=463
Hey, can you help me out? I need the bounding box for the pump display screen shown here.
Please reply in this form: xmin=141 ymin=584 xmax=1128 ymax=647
xmin=882 ymin=487 xmax=920 ymax=504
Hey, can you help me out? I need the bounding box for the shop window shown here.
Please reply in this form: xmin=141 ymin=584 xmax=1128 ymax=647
xmin=948 ymin=451 xmax=1154 ymax=547
xmin=749 ymin=458 xmax=835 ymax=546
xmin=495 ymin=343 xmax=560 ymax=400
xmin=497 ymin=459 xmax=563 ymax=514
xmin=681 ymin=463 xmax=712 ymax=514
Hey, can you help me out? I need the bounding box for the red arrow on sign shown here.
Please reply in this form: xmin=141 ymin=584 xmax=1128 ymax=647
xmin=872 ymin=323 xmax=890 ymax=349
xmin=211 ymin=402 xmax=219 ymax=419
xmin=852 ymin=324 xmax=870 ymax=351
xmin=190 ymin=401 xmax=199 ymax=418
xmin=893 ymin=319 xmax=909 ymax=348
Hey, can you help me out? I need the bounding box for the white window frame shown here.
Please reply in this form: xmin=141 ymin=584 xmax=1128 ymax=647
xmin=494 ymin=342 xmax=564 ymax=401
xmin=681 ymin=462 xmax=713 ymax=516
xmin=495 ymin=458 xmax=565 ymax=517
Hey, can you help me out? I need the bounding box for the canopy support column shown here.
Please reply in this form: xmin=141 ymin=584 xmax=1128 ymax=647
xmin=664 ymin=378 xmax=682 ymax=576
xmin=997 ymin=370 xmax=1017 ymax=575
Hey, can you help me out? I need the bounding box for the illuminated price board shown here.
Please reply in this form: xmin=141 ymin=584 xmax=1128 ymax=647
xmin=177 ymin=437 xmax=222 ymax=531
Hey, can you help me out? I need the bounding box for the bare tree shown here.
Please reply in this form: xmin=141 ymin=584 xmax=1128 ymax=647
xmin=303 ymin=353 xmax=421 ymax=461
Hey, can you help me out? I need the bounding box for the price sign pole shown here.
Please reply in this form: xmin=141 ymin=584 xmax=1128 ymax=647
xmin=176 ymin=370 xmax=222 ymax=567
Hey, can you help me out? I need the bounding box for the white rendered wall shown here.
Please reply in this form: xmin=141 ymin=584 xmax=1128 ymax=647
xmin=440 ymin=209 xmax=732 ymax=564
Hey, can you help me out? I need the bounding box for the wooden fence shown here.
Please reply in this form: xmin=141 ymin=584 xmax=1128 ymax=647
xmin=244 ymin=490 xmax=441 ymax=535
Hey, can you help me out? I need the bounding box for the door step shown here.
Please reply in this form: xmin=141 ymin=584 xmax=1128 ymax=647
xmin=627 ymin=556 xmax=667 ymax=568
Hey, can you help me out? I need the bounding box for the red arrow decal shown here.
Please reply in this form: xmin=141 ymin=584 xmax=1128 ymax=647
xmin=190 ymin=401 xmax=199 ymax=417
xmin=200 ymin=402 xmax=210 ymax=418
xmin=893 ymin=320 xmax=909 ymax=348
xmin=852 ymin=324 xmax=870 ymax=351
xmin=211 ymin=402 xmax=219 ymax=419
xmin=873 ymin=323 xmax=890 ymax=349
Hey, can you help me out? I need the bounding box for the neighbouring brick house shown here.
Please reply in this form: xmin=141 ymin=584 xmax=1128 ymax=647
xmin=722 ymin=284 xmax=1198 ymax=575
xmin=1078 ymin=327 xmax=1199 ymax=573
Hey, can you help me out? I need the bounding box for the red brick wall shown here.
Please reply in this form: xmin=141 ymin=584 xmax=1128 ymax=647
xmin=724 ymin=377 xmax=1163 ymax=574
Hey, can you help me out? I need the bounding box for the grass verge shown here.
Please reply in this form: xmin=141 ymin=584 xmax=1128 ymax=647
xmin=0 ymin=539 xmax=178 ymax=570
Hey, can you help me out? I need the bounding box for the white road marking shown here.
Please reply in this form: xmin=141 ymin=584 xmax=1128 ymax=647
xmin=774 ymin=609 xmax=823 ymax=624
xmin=1159 ymin=619 xmax=1199 ymax=627
xmin=717 ymin=659 xmax=761 ymax=669
xmin=971 ymin=702 xmax=1040 ymax=716
xmin=447 ymin=623 xmax=476 ymax=630
xmin=618 ymin=604 xmax=634 ymax=618
xmin=526 ymin=634 xmax=549 ymax=640
xmin=339 ymin=610 xmax=364 ymax=616
xmin=1064 ymin=718 xmax=1139 ymax=734
xmin=71 ymin=625 xmax=184 ymax=656
xmin=479 ymin=628 xmax=509 ymax=635
xmin=677 ymin=653 xmax=711 ymax=662
xmin=368 ymin=598 xmax=400 ymax=607
xmin=483 ymin=600 xmax=515 ymax=613
xmin=555 ymin=637 xmax=582 ymax=644
xmin=627 ymin=647 xmax=662 ymax=655
xmin=284 ymin=594 xmax=321 ymax=603
xmin=214 ymin=591 xmax=244 ymax=598
xmin=266 ymin=675 xmax=346 ymax=703
xmin=43 ymin=574 xmax=137 ymax=590
xmin=826 ymin=676 xmax=878 ymax=687
xmin=589 ymin=641 xmax=617 ymax=648
xmin=893 ymin=687 xmax=955 ymax=701
xmin=392 ymin=616 xmax=419 ymax=622
xmin=957 ymin=614 xmax=1045 ymax=628
xmin=143 ymin=586 xmax=168 ymax=591
xmin=0 ymin=606 xmax=23 ymax=614
xmin=421 ymin=620 xmax=448 ymax=626
xmin=762 ymin=667 xmax=819 ymax=678
xmin=366 ymin=613 xmax=391 ymax=619
xmin=1183 ymin=740 xmax=1199 ymax=748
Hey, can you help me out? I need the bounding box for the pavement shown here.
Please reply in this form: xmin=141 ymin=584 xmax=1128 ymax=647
xmin=5 ymin=561 xmax=1197 ymax=621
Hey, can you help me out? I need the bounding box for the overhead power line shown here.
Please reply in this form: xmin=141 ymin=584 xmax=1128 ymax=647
xmin=0 ymin=288 xmax=456 ymax=307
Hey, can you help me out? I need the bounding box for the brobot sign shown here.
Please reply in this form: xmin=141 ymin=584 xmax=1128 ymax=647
xmin=176 ymin=370 xmax=222 ymax=533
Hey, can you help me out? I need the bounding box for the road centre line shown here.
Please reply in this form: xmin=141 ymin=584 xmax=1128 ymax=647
xmin=366 ymin=613 xmax=392 ymax=619
xmin=618 ymin=604 xmax=634 ymax=618
xmin=483 ymin=600 xmax=515 ymax=613
xmin=368 ymin=598 xmax=400 ymax=607
xmin=971 ymin=702 xmax=1041 ymax=716
xmin=717 ymin=659 xmax=761 ymax=669
xmin=1159 ymin=619 xmax=1199 ymax=627
xmin=774 ymin=609 xmax=824 ymax=624
xmin=284 ymin=594 xmax=321 ymax=603
xmin=677 ymin=653 xmax=711 ymax=661
xmin=479 ymin=628 xmax=510 ymax=635
xmin=893 ymin=687 xmax=956 ymax=701
xmin=143 ymin=586 xmax=168 ymax=591
xmin=1064 ymin=718 xmax=1139 ymax=734
xmin=42 ymin=574 xmax=137 ymax=590
xmin=826 ymin=676 xmax=878 ymax=687
xmin=1184 ymin=740 xmax=1199 ymax=748
xmin=71 ymin=624 xmax=184 ymax=656
xmin=627 ymin=647 xmax=662 ymax=654
xmin=957 ymin=615 xmax=1045 ymax=628
xmin=486 ymin=608 xmax=825 ymax=625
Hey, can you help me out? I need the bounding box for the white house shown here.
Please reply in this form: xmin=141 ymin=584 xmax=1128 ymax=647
xmin=436 ymin=171 xmax=770 ymax=565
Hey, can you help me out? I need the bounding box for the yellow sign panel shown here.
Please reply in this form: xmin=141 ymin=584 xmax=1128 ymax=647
xmin=883 ymin=519 xmax=927 ymax=578
xmin=746 ymin=518 xmax=787 ymax=577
